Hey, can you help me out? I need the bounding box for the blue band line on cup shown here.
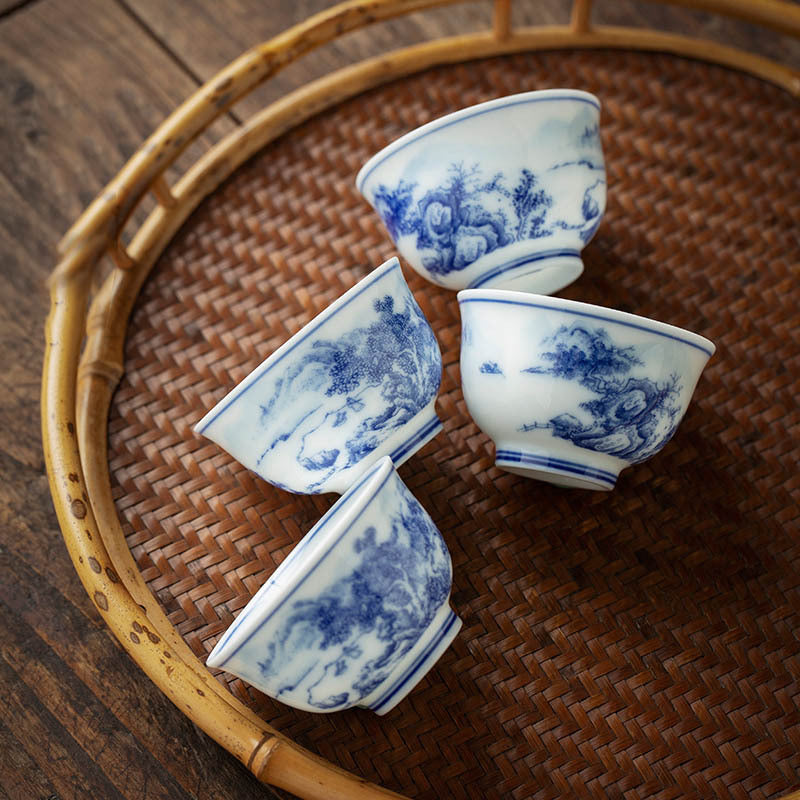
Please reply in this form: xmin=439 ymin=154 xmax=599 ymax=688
xmin=495 ymin=449 xmax=617 ymax=487
xmin=467 ymin=250 xmax=580 ymax=289
xmin=389 ymin=415 xmax=442 ymax=464
xmin=458 ymin=297 xmax=715 ymax=357
xmin=370 ymin=608 xmax=459 ymax=713
xmin=211 ymin=461 xmax=393 ymax=663
xmin=196 ymin=260 xmax=401 ymax=434
xmin=357 ymin=94 xmax=601 ymax=192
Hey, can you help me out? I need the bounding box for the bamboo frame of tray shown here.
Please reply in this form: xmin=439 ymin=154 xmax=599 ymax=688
xmin=42 ymin=1 xmax=800 ymax=798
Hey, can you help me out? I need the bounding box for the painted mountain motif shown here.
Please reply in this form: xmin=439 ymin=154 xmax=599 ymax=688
xmin=257 ymin=481 xmax=451 ymax=710
xmin=520 ymin=325 xmax=684 ymax=464
xmin=254 ymin=292 xmax=441 ymax=491
xmin=372 ymin=158 xmax=605 ymax=277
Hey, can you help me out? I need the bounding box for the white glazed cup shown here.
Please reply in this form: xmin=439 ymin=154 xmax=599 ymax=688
xmin=357 ymin=90 xmax=605 ymax=294
xmin=194 ymin=258 xmax=443 ymax=495
xmin=206 ymin=456 xmax=461 ymax=714
xmin=458 ymin=290 xmax=715 ymax=490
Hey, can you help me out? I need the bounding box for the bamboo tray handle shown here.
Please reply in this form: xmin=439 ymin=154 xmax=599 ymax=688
xmin=43 ymin=1 xmax=800 ymax=798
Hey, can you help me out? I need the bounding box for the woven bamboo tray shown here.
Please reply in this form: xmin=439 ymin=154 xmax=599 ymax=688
xmin=43 ymin=1 xmax=800 ymax=798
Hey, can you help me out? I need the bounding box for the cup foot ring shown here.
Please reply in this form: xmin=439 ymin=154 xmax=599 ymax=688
xmin=495 ymin=449 xmax=618 ymax=491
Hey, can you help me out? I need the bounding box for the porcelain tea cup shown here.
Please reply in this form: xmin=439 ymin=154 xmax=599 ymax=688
xmin=194 ymin=257 xmax=443 ymax=495
xmin=458 ymin=289 xmax=715 ymax=490
xmin=357 ymin=90 xmax=606 ymax=294
xmin=206 ymin=456 xmax=461 ymax=714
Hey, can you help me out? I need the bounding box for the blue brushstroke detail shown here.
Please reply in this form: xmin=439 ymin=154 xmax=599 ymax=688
xmin=520 ymin=325 xmax=684 ymax=464
xmin=467 ymin=249 xmax=580 ymax=289
xmin=371 ymin=609 xmax=458 ymax=713
xmin=209 ymin=464 xmax=385 ymax=658
xmin=373 ymin=161 xmax=604 ymax=276
xmin=547 ymin=156 xmax=604 ymax=171
xmin=256 ymin=483 xmax=451 ymax=710
xmin=458 ymin=297 xmax=714 ymax=356
xmin=579 ymin=123 xmax=601 ymax=147
xmin=479 ymin=361 xmax=503 ymax=375
xmin=495 ymin=449 xmax=617 ymax=486
xmin=356 ymin=94 xmax=601 ymax=191
xmin=389 ymin=415 xmax=442 ymax=465
xmin=254 ymin=293 xmax=441 ymax=491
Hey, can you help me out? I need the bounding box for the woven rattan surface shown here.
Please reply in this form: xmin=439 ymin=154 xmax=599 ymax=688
xmin=108 ymin=50 xmax=800 ymax=799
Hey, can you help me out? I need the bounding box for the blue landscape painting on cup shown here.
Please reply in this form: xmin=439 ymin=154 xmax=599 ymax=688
xmin=372 ymin=130 xmax=604 ymax=277
xmin=520 ymin=325 xmax=684 ymax=464
xmin=257 ymin=480 xmax=451 ymax=710
xmin=256 ymin=292 xmax=440 ymax=491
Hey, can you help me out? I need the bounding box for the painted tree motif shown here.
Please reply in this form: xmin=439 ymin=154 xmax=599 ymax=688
xmin=257 ymin=485 xmax=451 ymax=710
xmin=521 ymin=325 xmax=683 ymax=463
xmin=373 ymin=160 xmax=604 ymax=276
xmin=256 ymin=293 xmax=440 ymax=490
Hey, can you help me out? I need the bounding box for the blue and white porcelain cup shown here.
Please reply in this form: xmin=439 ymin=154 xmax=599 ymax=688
xmin=356 ymin=90 xmax=606 ymax=294
xmin=206 ymin=456 xmax=461 ymax=715
xmin=458 ymin=290 xmax=716 ymax=491
xmin=194 ymin=258 xmax=443 ymax=495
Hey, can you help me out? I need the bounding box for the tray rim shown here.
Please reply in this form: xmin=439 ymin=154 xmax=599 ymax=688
xmin=42 ymin=2 xmax=800 ymax=798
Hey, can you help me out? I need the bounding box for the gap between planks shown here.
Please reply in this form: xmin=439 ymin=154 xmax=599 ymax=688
xmin=115 ymin=0 xmax=245 ymax=127
xmin=0 ymin=0 xmax=43 ymax=22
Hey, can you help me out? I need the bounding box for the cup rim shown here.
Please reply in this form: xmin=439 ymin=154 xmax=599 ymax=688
xmin=457 ymin=288 xmax=716 ymax=357
xmin=355 ymin=88 xmax=601 ymax=193
xmin=194 ymin=256 xmax=401 ymax=435
xmin=206 ymin=456 xmax=395 ymax=669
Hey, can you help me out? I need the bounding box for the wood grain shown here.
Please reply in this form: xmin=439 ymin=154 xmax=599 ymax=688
xmin=3 ymin=1 xmax=799 ymax=799
xmin=0 ymin=0 xmax=37 ymax=17
xmin=590 ymin=0 xmax=800 ymax=64
xmin=125 ymin=0 xmax=800 ymax=122
xmin=124 ymin=0 xmax=499 ymax=120
xmin=0 ymin=0 xmax=272 ymax=798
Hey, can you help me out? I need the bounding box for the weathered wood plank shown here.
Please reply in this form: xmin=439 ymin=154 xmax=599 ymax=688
xmin=2 ymin=598 xmax=197 ymax=798
xmin=0 ymin=720 xmax=61 ymax=800
xmin=591 ymin=0 xmax=800 ymax=65
xmin=0 ymin=0 xmax=235 ymax=276
xmin=2 ymin=3 xmax=799 ymax=800
xmin=0 ymin=0 xmax=234 ymax=468
xmin=0 ymin=654 xmax=130 ymax=800
xmin=0 ymin=442 xmax=92 ymax=620
xmin=122 ymin=0 xmax=500 ymax=119
xmin=0 ymin=0 xmax=35 ymax=16
xmin=123 ymin=0 xmax=799 ymax=127
xmin=0 ymin=547 xmax=281 ymax=800
xmin=0 ymin=2 xmax=266 ymax=799
xmin=0 ymin=0 xmax=239 ymax=613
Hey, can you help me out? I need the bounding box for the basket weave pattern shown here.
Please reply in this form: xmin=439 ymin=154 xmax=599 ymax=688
xmin=108 ymin=50 xmax=800 ymax=799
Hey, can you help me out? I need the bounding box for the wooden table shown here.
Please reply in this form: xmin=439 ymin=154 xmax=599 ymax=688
xmin=2 ymin=2 xmax=798 ymax=798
